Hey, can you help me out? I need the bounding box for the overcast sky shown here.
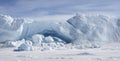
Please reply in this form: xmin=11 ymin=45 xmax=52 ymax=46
xmin=0 ymin=0 xmax=119 ymax=20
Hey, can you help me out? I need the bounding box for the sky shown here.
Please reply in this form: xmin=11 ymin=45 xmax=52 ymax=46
xmin=0 ymin=0 xmax=119 ymax=21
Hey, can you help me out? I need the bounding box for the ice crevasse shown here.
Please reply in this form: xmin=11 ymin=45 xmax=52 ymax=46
xmin=0 ymin=14 xmax=120 ymax=50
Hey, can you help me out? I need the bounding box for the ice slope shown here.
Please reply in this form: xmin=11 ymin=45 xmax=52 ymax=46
xmin=0 ymin=14 xmax=120 ymax=50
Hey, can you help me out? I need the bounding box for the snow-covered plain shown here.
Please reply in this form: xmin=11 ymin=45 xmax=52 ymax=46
xmin=0 ymin=43 xmax=120 ymax=61
xmin=0 ymin=14 xmax=120 ymax=61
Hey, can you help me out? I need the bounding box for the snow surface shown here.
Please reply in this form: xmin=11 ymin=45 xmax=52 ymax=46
xmin=0 ymin=43 xmax=120 ymax=61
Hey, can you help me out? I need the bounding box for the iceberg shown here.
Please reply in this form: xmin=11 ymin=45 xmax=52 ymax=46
xmin=0 ymin=14 xmax=120 ymax=50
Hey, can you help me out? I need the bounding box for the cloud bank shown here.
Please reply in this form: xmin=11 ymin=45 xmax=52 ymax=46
xmin=0 ymin=0 xmax=119 ymax=20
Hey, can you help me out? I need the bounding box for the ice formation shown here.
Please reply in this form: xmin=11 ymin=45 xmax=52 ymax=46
xmin=32 ymin=34 xmax=44 ymax=46
xmin=67 ymin=14 xmax=117 ymax=45
xmin=0 ymin=14 xmax=120 ymax=51
xmin=17 ymin=40 xmax=33 ymax=51
xmin=0 ymin=15 xmax=24 ymax=42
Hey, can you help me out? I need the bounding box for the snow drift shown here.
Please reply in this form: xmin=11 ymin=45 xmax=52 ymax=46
xmin=0 ymin=14 xmax=120 ymax=50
